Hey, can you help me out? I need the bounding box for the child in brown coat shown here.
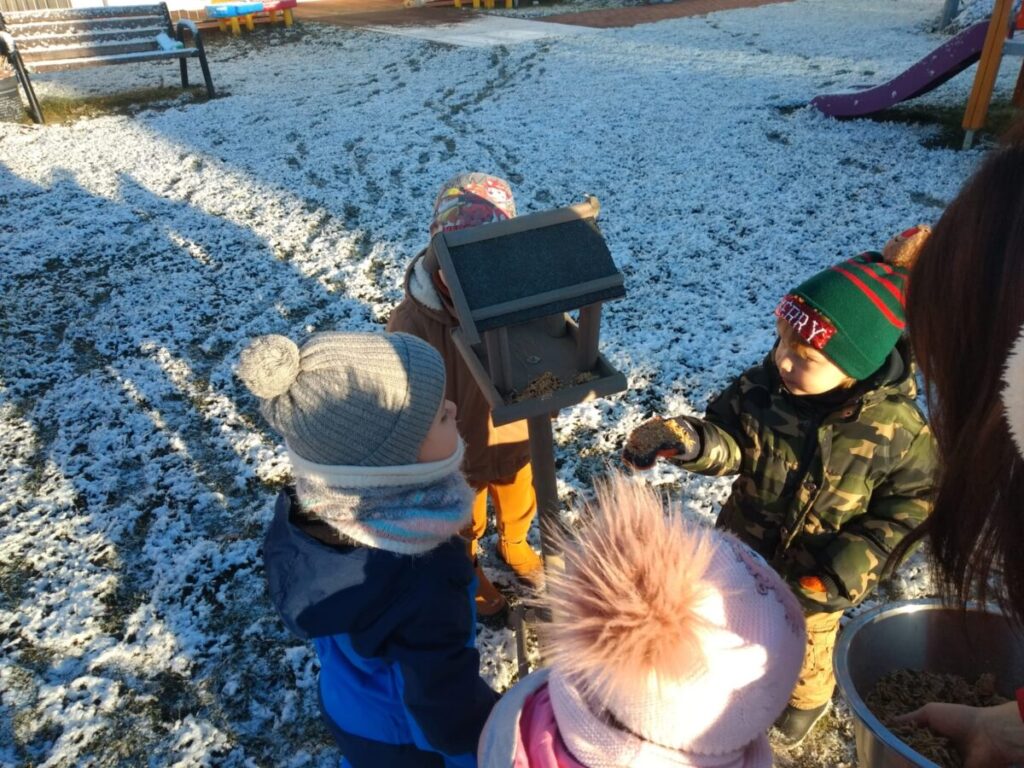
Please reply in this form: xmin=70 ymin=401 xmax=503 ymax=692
xmin=388 ymin=173 xmax=541 ymax=616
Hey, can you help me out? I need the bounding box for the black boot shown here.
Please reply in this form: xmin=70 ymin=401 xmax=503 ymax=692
xmin=772 ymin=702 xmax=830 ymax=747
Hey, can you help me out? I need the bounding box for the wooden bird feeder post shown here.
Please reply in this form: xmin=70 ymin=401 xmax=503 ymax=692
xmin=431 ymin=195 xmax=627 ymax=575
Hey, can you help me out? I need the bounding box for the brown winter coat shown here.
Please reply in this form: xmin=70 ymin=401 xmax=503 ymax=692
xmin=387 ymin=249 xmax=530 ymax=489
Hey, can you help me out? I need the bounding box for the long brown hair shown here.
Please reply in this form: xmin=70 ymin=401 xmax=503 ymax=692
xmin=899 ymin=141 xmax=1024 ymax=619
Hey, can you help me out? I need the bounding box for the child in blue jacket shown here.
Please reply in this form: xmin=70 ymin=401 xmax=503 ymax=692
xmin=237 ymin=331 xmax=499 ymax=768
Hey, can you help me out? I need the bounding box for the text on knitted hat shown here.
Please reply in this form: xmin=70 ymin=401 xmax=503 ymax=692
xmin=775 ymin=295 xmax=836 ymax=350
xmin=776 ymin=225 xmax=931 ymax=349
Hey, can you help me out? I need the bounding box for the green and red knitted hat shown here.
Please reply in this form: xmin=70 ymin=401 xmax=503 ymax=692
xmin=774 ymin=226 xmax=931 ymax=380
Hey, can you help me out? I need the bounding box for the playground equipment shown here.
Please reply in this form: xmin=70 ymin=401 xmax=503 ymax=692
xmin=205 ymin=0 xmax=295 ymax=34
xmin=812 ymin=0 xmax=1024 ymax=148
xmin=453 ymin=0 xmax=513 ymax=10
xmin=961 ymin=0 xmax=1024 ymax=146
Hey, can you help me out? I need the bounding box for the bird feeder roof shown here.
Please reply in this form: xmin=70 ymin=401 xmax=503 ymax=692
xmin=430 ymin=196 xmax=625 ymax=345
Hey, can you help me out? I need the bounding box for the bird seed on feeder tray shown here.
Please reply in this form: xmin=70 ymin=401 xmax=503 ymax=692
xmin=572 ymin=371 xmax=598 ymax=386
xmin=512 ymin=372 xmax=563 ymax=403
xmin=510 ymin=370 xmax=602 ymax=403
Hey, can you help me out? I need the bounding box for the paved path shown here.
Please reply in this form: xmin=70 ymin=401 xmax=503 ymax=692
xmin=542 ymin=0 xmax=789 ymax=28
xmin=295 ymin=0 xmax=789 ymax=29
xmin=295 ymin=0 xmax=465 ymax=26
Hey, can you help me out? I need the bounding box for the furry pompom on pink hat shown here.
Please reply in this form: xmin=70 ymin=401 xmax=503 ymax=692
xmin=541 ymin=474 xmax=806 ymax=767
xmin=1003 ymin=323 xmax=1024 ymax=459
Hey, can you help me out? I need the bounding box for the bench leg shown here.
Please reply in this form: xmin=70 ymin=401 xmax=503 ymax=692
xmin=244 ymin=13 xmax=255 ymax=31
xmin=230 ymin=16 xmax=241 ymax=34
xmin=283 ymin=8 xmax=293 ymax=25
xmin=194 ymin=47 xmax=215 ymax=98
xmin=6 ymin=51 xmax=43 ymax=123
xmin=180 ymin=57 xmax=190 ymax=88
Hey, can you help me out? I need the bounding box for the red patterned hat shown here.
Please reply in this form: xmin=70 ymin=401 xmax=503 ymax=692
xmin=429 ymin=173 xmax=516 ymax=237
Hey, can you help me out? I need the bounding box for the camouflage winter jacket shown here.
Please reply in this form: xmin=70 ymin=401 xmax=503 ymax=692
xmin=678 ymin=340 xmax=936 ymax=614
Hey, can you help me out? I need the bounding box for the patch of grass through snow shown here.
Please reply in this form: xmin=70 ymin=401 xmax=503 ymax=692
xmin=28 ymin=85 xmax=209 ymax=125
xmin=6 ymin=645 xmax=62 ymax=764
xmin=0 ymin=556 xmax=39 ymax=611
xmin=868 ymin=100 xmax=1021 ymax=149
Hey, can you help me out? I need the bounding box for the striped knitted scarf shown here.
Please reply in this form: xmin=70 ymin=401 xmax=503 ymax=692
xmin=289 ymin=441 xmax=474 ymax=555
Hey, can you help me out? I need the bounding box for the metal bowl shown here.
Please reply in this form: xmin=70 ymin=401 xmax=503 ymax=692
xmin=834 ymin=599 xmax=1024 ymax=767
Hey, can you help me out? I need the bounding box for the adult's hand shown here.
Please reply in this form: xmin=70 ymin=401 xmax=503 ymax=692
xmin=896 ymin=701 xmax=1024 ymax=768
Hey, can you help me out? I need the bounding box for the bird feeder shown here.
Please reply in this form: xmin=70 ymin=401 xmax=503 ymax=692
xmin=431 ymin=195 xmax=627 ymax=570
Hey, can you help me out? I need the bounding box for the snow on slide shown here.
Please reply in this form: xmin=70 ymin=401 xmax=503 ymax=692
xmin=812 ymin=20 xmax=991 ymax=118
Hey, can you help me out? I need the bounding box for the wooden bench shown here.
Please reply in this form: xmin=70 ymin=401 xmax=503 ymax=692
xmin=0 ymin=3 xmax=214 ymax=124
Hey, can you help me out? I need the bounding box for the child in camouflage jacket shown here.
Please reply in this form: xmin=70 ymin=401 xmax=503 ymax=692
xmin=623 ymin=226 xmax=938 ymax=747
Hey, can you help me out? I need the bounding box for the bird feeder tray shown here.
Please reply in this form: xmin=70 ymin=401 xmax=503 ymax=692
xmin=451 ymin=314 xmax=626 ymax=425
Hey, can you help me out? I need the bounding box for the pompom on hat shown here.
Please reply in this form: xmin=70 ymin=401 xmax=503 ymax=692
xmin=236 ymin=331 xmax=446 ymax=468
xmin=1003 ymin=323 xmax=1024 ymax=459
xmin=775 ymin=225 xmax=931 ymax=380
xmin=540 ymin=474 xmax=806 ymax=767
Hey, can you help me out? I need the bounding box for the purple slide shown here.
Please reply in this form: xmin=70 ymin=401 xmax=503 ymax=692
xmin=812 ymin=20 xmax=990 ymax=118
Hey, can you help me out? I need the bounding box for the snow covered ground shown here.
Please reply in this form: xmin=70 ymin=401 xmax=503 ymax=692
xmin=0 ymin=0 xmax=1017 ymax=765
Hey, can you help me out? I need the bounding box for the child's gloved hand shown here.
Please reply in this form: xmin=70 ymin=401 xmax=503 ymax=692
xmin=622 ymin=416 xmax=701 ymax=470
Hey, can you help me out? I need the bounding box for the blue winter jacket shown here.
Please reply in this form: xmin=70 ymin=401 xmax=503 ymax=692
xmin=263 ymin=489 xmax=499 ymax=767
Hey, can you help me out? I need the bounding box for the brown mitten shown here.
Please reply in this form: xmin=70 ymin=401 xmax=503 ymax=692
xmin=622 ymin=416 xmax=701 ymax=470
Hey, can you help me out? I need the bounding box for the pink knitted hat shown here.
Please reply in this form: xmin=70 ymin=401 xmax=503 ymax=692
xmin=542 ymin=474 xmax=806 ymax=767
xmin=428 ymin=172 xmax=516 ymax=237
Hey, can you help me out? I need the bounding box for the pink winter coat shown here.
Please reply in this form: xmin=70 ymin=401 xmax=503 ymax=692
xmin=478 ymin=670 xmax=584 ymax=768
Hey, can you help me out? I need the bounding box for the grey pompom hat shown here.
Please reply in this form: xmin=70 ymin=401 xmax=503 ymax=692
xmin=236 ymin=331 xmax=446 ymax=467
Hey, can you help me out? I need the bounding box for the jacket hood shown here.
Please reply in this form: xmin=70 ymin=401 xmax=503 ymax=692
xmin=864 ymin=336 xmax=915 ymax=400
xmin=263 ymin=489 xmax=419 ymax=639
xmin=403 ymin=249 xmax=457 ymax=327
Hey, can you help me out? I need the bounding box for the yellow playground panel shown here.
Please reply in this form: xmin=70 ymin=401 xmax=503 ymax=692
xmin=207 ymin=0 xmax=295 ymax=35
xmin=453 ymin=0 xmax=514 ymax=10
xmin=961 ymin=0 xmax=1024 ymax=147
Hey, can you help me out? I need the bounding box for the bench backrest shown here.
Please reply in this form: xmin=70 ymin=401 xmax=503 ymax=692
xmin=0 ymin=4 xmax=175 ymax=67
